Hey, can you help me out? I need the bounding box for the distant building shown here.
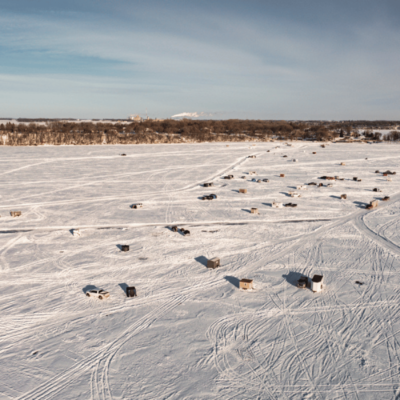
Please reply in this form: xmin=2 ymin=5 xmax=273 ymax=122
xmin=128 ymin=115 xmax=164 ymax=122
xmin=129 ymin=115 xmax=142 ymax=122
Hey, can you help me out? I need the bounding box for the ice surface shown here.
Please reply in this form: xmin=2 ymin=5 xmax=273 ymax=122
xmin=1 ymin=142 xmax=400 ymax=399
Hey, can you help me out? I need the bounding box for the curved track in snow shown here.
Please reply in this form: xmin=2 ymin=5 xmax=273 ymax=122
xmin=1 ymin=142 xmax=400 ymax=399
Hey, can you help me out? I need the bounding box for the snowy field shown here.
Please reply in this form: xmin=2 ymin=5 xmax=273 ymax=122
xmin=1 ymin=142 xmax=400 ymax=400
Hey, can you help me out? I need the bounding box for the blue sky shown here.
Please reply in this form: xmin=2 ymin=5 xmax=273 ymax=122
xmin=0 ymin=0 xmax=399 ymax=119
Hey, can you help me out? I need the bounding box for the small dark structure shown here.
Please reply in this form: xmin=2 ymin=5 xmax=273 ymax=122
xmin=10 ymin=211 xmax=22 ymax=217
xmin=207 ymin=257 xmax=220 ymax=269
xmin=201 ymin=194 xmax=217 ymax=200
xmin=248 ymin=155 xmax=256 ymax=158
xmin=203 ymin=182 xmax=214 ymax=187
xmin=283 ymin=155 xmax=288 ymax=158
xmin=321 ymin=144 xmax=325 ymax=148
xmin=240 ymin=279 xmax=253 ymax=290
xmin=284 ymin=203 xmax=297 ymax=207
xmin=375 ymin=170 xmax=380 ymax=173
xmin=341 ymin=194 xmax=347 ymax=199
xmin=224 ymin=175 xmax=234 ymax=180
xmin=382 ymin=196 xmax=390 ymax=201
xmin=312 ymin=152 xmax=317 ymax=154
xmin=353 ymin=177 xmax=358 ymax=181
xmin=121 ymin=245 xmax=130 ymax=252
xmin=355 ymin=281 xmax=364 ymax=286
xmin=280 ymin=174 xmax=285 ymax=178
xmin=308 ymin=182 xmax=317 ymax=186
xmin=131 ymin=203 xmax=143 ymax=209
xmin=241 ymin=176 xmax=246 ymax=179
xmin=182 ymin=229 xmax=190 ymax=236
xmin=126 ymin=286 xmax=137 ymax=297
xmin=121 ymin=154 xmax=127 ymax=156
xmin=383 ymin=173 xmax=388 ymax=177
xmin=297 ymin=276 xmax=308 ymax=289
xmin=383 ymin=170 xmax=396 ymax=175
xmin=262 ymin=179 xmax=269 ymax=182
xmin=171 ymin=226 xmax=178 ymax=232
xmin=318 ymin=183 xmax=323 ymax=187
xmin=251 ymin=208 xmax=259 ymax=214
xmin=373 ymin=188 xmax=381 ymax=192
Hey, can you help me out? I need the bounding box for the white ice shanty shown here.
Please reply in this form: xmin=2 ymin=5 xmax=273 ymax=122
xmin=72 ymin=229 xmax=81 ymax=237
xmin=311 ymin=275 xmax=324 ymax=293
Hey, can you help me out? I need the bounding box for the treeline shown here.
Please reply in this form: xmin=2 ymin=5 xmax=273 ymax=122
xmin=0 ymin=119 xmax=399 ymax=146
xmin=310 ymin=120 xmax=399 ymax=130
xmin=383 ymin=131 xmax=400 ymax=142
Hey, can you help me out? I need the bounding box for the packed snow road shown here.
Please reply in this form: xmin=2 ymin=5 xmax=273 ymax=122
xmin=0 ymin=142 xmax=400 ymax=399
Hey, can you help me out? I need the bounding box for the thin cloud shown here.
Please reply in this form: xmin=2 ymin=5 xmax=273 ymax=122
xmin=0 ymin=4 xmax=400 ymax=119
xmin=171 ymin=112 xmax=205 ymax=118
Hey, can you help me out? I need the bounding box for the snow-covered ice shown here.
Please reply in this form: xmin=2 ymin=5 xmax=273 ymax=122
xmin=1 ymin=141 xmax=400 ymax=399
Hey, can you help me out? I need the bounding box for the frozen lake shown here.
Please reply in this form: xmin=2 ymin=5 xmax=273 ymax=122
xmin=1 ymin=142 xmax=400 ymax=399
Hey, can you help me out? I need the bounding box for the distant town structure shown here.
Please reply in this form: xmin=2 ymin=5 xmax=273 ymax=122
xmin=129 ymin=115 xmax=142 ymax=122
xmin=128 ymin=114 xmax=164 ymax=122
